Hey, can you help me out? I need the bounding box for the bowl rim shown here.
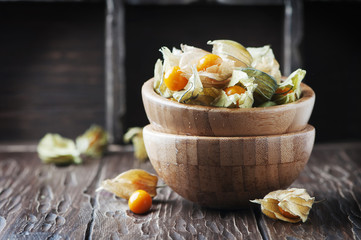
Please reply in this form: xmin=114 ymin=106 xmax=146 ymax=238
xmin=143 ymin=124 xmax=315 ymax=140
xmin=142 ymin=78 xmax=315 ymax=113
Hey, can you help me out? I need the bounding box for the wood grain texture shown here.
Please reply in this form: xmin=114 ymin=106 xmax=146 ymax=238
xmin=0 ymin=152 xmax=100 ymax=239
xmin=0 ymin=143 xmax=360 ymax=239
xmin=0 ymin=3 xmax=105 ymax=142
xmin=143 ymin=124 xmax=315 ymax=208
xmin=142 ymin=79 xmax=315 ymax=137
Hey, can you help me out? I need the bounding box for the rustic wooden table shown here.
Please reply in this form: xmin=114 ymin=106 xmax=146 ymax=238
xmin=0 ymin=142 xmax=360 ymax=239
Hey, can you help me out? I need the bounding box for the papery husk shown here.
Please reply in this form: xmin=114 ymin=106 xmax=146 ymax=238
xmin=160 ymin=46 xmax=181 ymax=71
xmin=179 ymin=44 xmax=209 ymax=73
xmin=153 ymin=58 xmax=174 ymax=98
xmin=124 ymin=127 xmax=148 ymax=161
xmin=99 ymin=169 xmax=158 ymax=200
xmin=156 ymin=47 xmax=178 ymax=98
xmin=198 ymin=61 xmax=234 ymax=89
xmin=187 ymin=87 xmax=223 ymax=106
xmin=208 ymin=40 xmax=253 ymax=67
xmin=251 ymin=188 xmax=315 ymax=223
xmin=272 ymin=69 xmax=306 ymax=105
xmin=173 ymin=65 xmax=203 ymax=103
xmin=37 ymin=133 xmax=82 ymax=165
xmin=241 ymin=68 xmax=278 ymax=105
xmin=76 ymin=125 xmax=108 ymax=158
xmin=247 ymin=45 xmax=282 ymax=83
xmin=153 ymin=59 xmax=163 ymax=95
xmin=154 ymin=42 xmax=241 ymax=98
xmin=212 ymin=69 xmax=257 ymax=108
xmin=199 ymin=76 xmax=230 ymax=89
xmin=228 ymin=68 xmax=251 ymax=87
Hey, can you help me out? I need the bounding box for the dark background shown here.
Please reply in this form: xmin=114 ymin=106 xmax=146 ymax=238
xmin=0 ymin=2 xmax=105 ymax=142
xmin=0 ymin=1 xmax=360 ymax=143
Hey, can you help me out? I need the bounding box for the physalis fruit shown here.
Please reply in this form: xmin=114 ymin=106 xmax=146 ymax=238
xmin=98 ymin=169 xmax=158 ymax=200
xmin=251 ymin=188 xmax=315 ymax=223
xmin=128 ymin=190 xmax=152 ymax=214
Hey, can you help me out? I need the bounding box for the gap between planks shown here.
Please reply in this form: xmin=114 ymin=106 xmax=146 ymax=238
xmin=83 ymin=157 xmax=107 ymax=240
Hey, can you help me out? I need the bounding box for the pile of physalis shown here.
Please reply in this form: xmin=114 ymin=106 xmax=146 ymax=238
xmin=251 ymin=188 xmax=315 ymax=223
xmin=37 ymin=125 xmax=108 ymax=165
xmin=153 ymin=39 xmax=306 ymax=108
xmin=97 ymin=169 xmax=158 ymax=214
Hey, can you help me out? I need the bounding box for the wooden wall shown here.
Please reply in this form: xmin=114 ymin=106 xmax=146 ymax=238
xmin=0 ymin=2 xmax=105 ymax=142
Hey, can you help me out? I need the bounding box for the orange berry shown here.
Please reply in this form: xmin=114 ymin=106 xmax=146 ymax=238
xmin=278 ymin=206 xmax=299 ymax=219
xmin=275 ymin=86 xmax=293 ymax=96
xmin=164 ymin=66 xmax=188 ymax=91
xmin=128 ymin=190 xmax=152 ymax=214
xmin=197 ymin=54 xmax=223 ymax=71
xmin=224 ymin=85 xmax=246 ymax=96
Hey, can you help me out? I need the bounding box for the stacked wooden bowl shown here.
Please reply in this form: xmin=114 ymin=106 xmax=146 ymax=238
xmin=142 ymin=79 xmax=315 ymax=209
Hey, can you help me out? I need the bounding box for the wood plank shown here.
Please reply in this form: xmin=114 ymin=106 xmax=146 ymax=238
xmin=90 ymin=151 xmax=263 ymax=239
xmin=0 ymin=152 xmax=101 ymax=239
xmin=256 ymin=144 xmax=361 ymax=239
xmin=0 ymin=2 xmax=105 ymax=142
xmin=1 ymin=143 xmax=360 ymax=239
xmin=105 ymin=0 xmax=127 ymax=143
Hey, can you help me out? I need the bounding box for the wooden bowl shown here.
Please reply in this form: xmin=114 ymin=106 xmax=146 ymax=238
xmin=143 ymin=124 xmax=315 ymax=209
xmin=142 ymin=79 xmax=315 ymax=137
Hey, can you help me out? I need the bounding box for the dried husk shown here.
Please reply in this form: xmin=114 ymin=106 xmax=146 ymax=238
xmin=161 ymin=46 xmax=182 ymax=71
xmin=173 ymin=66 xmax=203 ymax=103
xmin=247 ymin=45 xmax=282 ymax=83
xmin=272 ymin=69 xmax=306 ymax=104
xmin=251 ymin=188 xmax=315 ymax=223
xmin=123 ymin=127 xmax=148 ymax=161
xmin=208 ymin=40 xmax=253 ymax=67
xmin=76 ymin=125 xmax=108 ymax=158
xmin=37 ymin=133 xmax=82 ymax=165
xmin=99 ymin=169 xmax=158 ymax=200
xmin=212 ymin=69 xmax=257 ymax=108
xmin=153 ymin=59 xmax=164 ymax=95
xmin=179 ymin=44 xmax=209 ymax=73
xmin=155 ymin=47 xmax=177 ymax=98
xmin=186 ymin=87 xmax=222 ymax=106
xmin=198 ymin=58 xmax=235 ymax=88
xmin=241 ymin=68 xmax=278 ymax=105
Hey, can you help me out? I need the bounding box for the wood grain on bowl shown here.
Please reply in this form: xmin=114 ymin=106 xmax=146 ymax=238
xmin=143 ymin=124 xmax=315 ymax=209
xmin=142 ymin=79 xmax=315 ymax=137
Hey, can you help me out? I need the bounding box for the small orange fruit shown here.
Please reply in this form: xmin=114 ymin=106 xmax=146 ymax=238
xmin=128 ymin=190 xmax=152 ymax=214
xmin=278 ymin=206 xmax=299 ymax=219
xmin=164 ymin=66 xmax=188 ymax=91
xmin=197 ymin=54 xmax=223 ymax=71
xmin=275 ymin=86 xmax=293 ymax=96
xmin=224 ymin=85 xmax=246 ymax=96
